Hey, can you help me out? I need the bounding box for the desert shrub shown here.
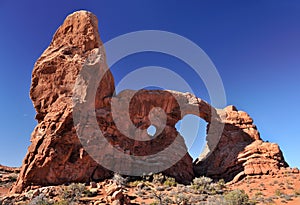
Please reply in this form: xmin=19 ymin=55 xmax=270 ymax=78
xmin=128 ymin=180 xmax=143 ymax=187
xmin=224 ymin=189 xmax=255 ymax=205
xmin=254 ymin=191 xmax=263 ymax=197
xmin=112 ymin=172 xmax=127 ymax=186
xmin=192 ymin=176 xmax=217 ymax=194
xmin=163 ymin=177 xmax=177 ymax=187
xmin=217 ymin=179 xmax=226 ymax=189
xmin=174 ymin=193 xmax=188 ymax=205
xmin=153 ymin=173 xmax=165 ymax=184
xmin=150 ymin=190 xmax=164 ymax=204
xmin=83 ymin=189 xmax=97 ymax=197
xmin=142 ymin=172 xmax=153 ymax=181
xmin=192 ymin=176 xmax=212 ymax=188
xmin=30 ymin=193 xmax=52 ymax=205
xmin=274 ymin=189 xmax=283 ymax=196
xmin=61 ymin=183 xmax=86 ymax=203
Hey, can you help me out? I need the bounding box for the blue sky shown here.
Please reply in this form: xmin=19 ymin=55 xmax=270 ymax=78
xmin=0 ymin=1 xmax=299 ymax=168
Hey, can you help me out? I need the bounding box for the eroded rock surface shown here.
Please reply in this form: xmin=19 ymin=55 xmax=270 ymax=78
xmin=12 ymin=10 xmax=288 ymax=193
xmin=11 ymin=11 xmax=115 ymax=193
xmin=193 ymin=105 xmax=288 ymax=181
xmin=12 ymin=11 xmax=199 ymax=193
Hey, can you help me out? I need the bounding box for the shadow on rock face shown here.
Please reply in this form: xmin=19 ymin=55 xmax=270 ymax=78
xmin=10 ymin=11 xmax=288 ymax=194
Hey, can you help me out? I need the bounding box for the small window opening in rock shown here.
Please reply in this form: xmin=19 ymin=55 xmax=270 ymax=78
xmin=147 ymin=125 xmax=157 ymax=137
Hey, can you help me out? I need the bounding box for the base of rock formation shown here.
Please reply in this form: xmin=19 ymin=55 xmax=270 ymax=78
xmin=2 ymin=170 xmax=300 ymax=205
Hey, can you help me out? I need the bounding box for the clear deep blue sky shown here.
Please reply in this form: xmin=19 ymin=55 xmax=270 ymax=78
xmin=0 ymin=1 xmax=299 ymax=168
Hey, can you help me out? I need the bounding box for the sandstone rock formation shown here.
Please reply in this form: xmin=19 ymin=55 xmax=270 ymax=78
xmin=12 ymin=10 xmax=288 ymax=193
xmin=194 ymin=105 xmax=288 ymax=181
xmin=11 ymin=11 xmax=115 ymax=193
xmin=12 ymin=11 xmax=198 ymax=193
xmin=239 ymin=140 xmax=288 ymax=176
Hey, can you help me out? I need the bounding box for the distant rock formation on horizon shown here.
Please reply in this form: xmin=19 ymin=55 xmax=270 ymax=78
xmin=11 ymin=10 xmax=288 ymax=193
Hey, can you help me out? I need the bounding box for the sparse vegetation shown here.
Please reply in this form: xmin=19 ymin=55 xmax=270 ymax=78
xmin=174 ymin=193 xmax=188 ymax=205
xmin=224 ymin=189 xmax=255 ymax=205
xmin=61 ymin=183 xmax=86 ymax=203
xmin=191 ymin=176 xmax=221 ymax=195
xmin=30 ymin=194 xmax=52 ymax=205
xmin=112 ymin=172 xmax=127 ymax=186
xmin=275 ymin=188 xmax=283 ymax=196
xmin=152 ymin=173 xmax=165 ymax=184
xmin=163 ymin=176 xmax=177 ymax=187
xmin=2 ymin=170 xmax=300 ymax=204
xmin=294 ymin=188 xmax=300 ymax=196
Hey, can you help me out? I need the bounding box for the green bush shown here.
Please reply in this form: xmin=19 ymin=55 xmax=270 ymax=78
xmin=191 ymin=176 xmax=215 ymax=194
xmin=274 ymin=189 xmax=283 ymax=196
xmin=217 ymin=179 xmax=226 ymax=189
xmin=163 ymin=177 xmax=177 ymax=187
xmin=224 ymin=189 xmax=255 ymax=205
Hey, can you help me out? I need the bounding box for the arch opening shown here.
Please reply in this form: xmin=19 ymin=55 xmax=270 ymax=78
xmin=175 ymin=114 xmax=208 ymax=162
xmin=147 ymin=125 xmax=157 ymax=138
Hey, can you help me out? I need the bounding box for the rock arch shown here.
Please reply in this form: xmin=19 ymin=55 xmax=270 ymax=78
xmin=11 ymin=11 xmax=288 ymax=193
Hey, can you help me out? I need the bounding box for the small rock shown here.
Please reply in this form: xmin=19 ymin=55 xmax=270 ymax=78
xmin=32 ymin=189 xmax=40 ymax=197
xmin=112 ymin=189 xmax=123 ymax=201
xmin=106 ymin=183 xmax=121 ymax=196
xmin=156 ymin=186 xmax=165 ymax=191
xmin=292 ymin=167 xmax=299 ymax=174
xmin=90 ymin=181 xmax=97 ymax=188
xmin=89 ymin=188 xmax=99 ymax=194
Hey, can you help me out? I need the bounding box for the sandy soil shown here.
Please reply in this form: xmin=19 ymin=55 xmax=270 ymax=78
xmin=229 ymin=172 xmax=300 ymax=205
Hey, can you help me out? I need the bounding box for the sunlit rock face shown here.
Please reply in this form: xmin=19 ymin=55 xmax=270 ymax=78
xmin=11 ymin=11 xmax=288 ymax=193
xmin=11 ymin=11 xmax=115 ymax=193
xmin=194 ymin=105 xmax=288 ymax=181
